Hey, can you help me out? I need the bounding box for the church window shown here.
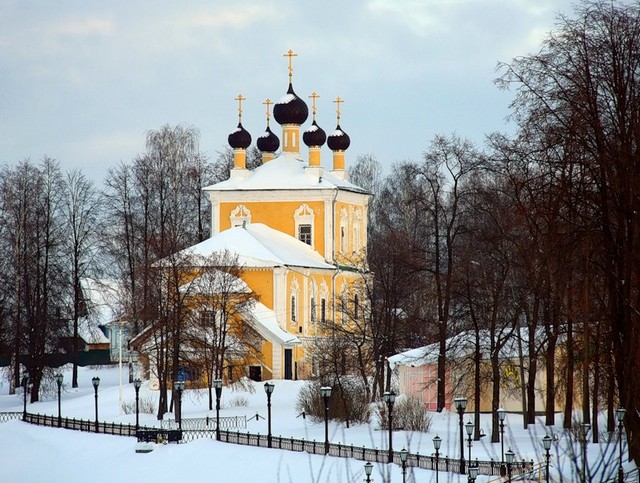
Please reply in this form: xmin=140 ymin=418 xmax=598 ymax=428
xmin=321 ymin=299 xmax=326 ymax=324
xmin=299 ymin=224 xmax=312 ymax=245
xmin=291 ymin=295 xmax=297 ymax=322
xmin=339 ymin=207 xmax=348 ymax=254
xmin=230 ymin=205 xmax=251 ymax=227
xmin=290 ymin=278 xmax=300 ymax=324
xmin=310 ymin=297 xmax=316 ymax=323
xmin=354 ymin=294 xmax=359 ymax=319
xmin=353 ymin=209 xmax=362 ymax=253
xmin=294 ymin=204 xmax=315 ymax=248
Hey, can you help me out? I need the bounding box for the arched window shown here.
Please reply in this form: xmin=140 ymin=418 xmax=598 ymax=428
xmin=353 ymin=208 xmax=362 ymax=253
xmin=354 ymin=294 xmax=359 ymax=319
xmin=339 ymin=207 xmax=348 ymax=254
xmin=290 ymin=278 xmax=300 ymax=323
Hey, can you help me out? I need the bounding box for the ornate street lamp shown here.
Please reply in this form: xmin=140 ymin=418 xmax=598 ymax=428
xmin=465 ymin=419 xmax=474 ymax=465
xmin=383 ymin=391 xmax=396 ymax=463
xmin=175 ymin=380 xmax=185 ymax=431
xmin=542 ymin=434 xmax=552 ymax=483
xmin=320 ymin=386 xmax=332 ymax=454
xmin=454 ymin=397 xmax=468 ymax=474
xmin=92 ymin=376 xmax=100 ymax=433
xmin=617 ymin=408 xmax=626 ymax=483
xmin=433 ymin=434 xmax=442 ymax=483
xmin=400 ymin=447 xmax=408 ymax=483
xmin=21 ymin=376 xmax=29 ymax=420
xmin=55 ymin=373 xmax=63 ymax=427
xmin=133 ymin=378 xmax=142 ymax=432
xmin=364 ymin=461 xmax=373 ymax=483
xmin=497 ymin=407 xmax=507 ymax=476
xmin=264 ymin=381 xmax=275 ymax=448
xmin=213 ymin=379 xmax=223 ymax=441
xmin=505 ymin=448 xmax=515 ymax=483
xmin=468 ymin=465 xmax=479 ymax=483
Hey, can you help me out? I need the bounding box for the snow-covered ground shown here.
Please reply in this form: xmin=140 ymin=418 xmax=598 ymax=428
xmin=0 ymin=365 xmax=634 ymax=482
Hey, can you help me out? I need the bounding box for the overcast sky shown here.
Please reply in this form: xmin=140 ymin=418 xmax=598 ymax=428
xmin=1 ymin=0 xmax=580 ymax=182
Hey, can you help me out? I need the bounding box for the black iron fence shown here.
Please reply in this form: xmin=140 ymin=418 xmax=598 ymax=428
xmin=217 ymin=429 xmax=534 ymax=477
xmin=161 ymin=415 xmax=246 ymax=431
xmin=0 ymin=412 xmax=22 ymax=423
xmin=2 ymin=411 xmax=534 ymax=477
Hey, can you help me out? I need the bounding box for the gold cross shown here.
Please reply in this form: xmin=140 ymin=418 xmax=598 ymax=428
xmin=235 ymin=94 xmax=246 ymax=123
xmin=283 ymin=49 xmax=298 ymax=80
xmin=263 ymin=98 xmax=273 ymax=125
xmin=333 ymin=96 xmax=344 ymax=122
xmin=308 ymin=92 xmax=319 ymax=120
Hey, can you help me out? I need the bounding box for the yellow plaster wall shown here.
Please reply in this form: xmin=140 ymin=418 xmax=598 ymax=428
xmin=334 ymin=200 xmax=367 ymax=265
xmin=241 ymin=269 xmax=273 ymax=310
xmin=220 ymin=201 xmax=326 ymax=256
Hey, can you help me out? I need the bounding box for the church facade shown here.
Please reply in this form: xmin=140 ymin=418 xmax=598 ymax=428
xmin=174 ymin=52 xmax=371 ymax=382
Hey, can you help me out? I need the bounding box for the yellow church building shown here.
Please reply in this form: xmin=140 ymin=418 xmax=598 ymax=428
xmin=168 ymin=52 xmax=371 ymax=383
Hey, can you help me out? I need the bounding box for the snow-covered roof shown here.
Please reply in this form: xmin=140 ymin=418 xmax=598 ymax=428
xmin=203 ymin=151 xmax=368 ymax=194
xmin=171 ymin=223 xmax=335 ymax=270
xmin=388 ymin=326 xmax=563 ymax=369
xmin=180 ymin=269 xmax=250 ymax=295
xmin=247 ymin=301 xmax=299 ymax=347
xmin=77 ymin=278 xmax=120 ymax=344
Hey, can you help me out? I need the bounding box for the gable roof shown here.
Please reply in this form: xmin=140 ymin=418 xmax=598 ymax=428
xmin=172 ymin=223 xmax=335 ymax=270
xmin=204 ymin=151 xmax=368 ymax=194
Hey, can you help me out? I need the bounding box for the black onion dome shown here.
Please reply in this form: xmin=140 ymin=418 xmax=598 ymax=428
xmin=228 ymin=122 xmax=251 ymax=149
xmin=256 ymin=126 xmax=280 ymax=152
xmin=273 ymin=83 xmax=309 ymax=125
xmin=303 ymin=120 xmax=327 ymax=147
xmin=327 ymin=124 xmax=351 ymax=151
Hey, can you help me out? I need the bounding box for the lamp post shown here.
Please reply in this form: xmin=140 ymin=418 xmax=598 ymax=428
xmin=497 ymin=407 xmax=507 ymax=476
xmin=175 ymin=380 xmax=185 ymax=431
xmin=133 ymin=378 xmax=141 ymax=432
xmin=466 ymin=420 xmax=474 ymax=465
xmin=582 ymin=423 xmax=590 ymax=483
xmin=468 ymin=465 xmax=479 ymax=483
xmin=400 ymin=447 xmax=408 ymax=483
xmin=213 ymin=379 xmax=223 ymax=441
xmin=542 ymin=435 xmax=552 ymax=483
xmin=617 ymin=408 xmax=626 ymax=483
xmin=320 ymin=386 xmax=332 ymax=454
xmin=454 ymin=397 xmax=468 ymax=474
xmin=433 ymin=434 xmax=442 ymax=483
xmin=383 ymin=391 xmax=396 ymax=463
xmin=92 ymin=376 xmax=100 ymax=433
xmin=364 ymin=461 xmax=373 ymax=483
xmin=264 ymin=381 xmax=275 ymax=448
xmin=55 ymin=373 xmax=63 ymax=427
xmin=505 ymin=448 xmax=515 ymax=483
xmin=21 ymin=376 xmax=29 ymax=420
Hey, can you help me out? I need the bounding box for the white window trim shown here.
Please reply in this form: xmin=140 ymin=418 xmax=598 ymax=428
xmin=230 ymin=204 xmax=252 ymax=227
xmin=294 ymin=204 xmax=315 ymax=248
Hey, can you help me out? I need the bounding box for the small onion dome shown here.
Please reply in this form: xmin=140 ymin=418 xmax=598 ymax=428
xmin=303 ymin=120 xmax=327 ymax=147
xmin=273 ymin=83 xmax=309 ymax=125
xmin=327 ymin=124 xmax=351 ymax=151
xmin=257 ymin=126 xmax=280 ymax=152
xmin=228 ymin=122 xmax=251 ymax=149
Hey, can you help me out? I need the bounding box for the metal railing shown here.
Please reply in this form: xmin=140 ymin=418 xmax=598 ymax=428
xmin=161 ymin=415 xmax=246 ymax=431
xmin=2 ymin=411 xmax=534 ymax=477
xmin=0 ymin=412 xmax=22 ymax=423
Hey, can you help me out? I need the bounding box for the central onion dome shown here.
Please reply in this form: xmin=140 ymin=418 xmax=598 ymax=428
xmin=303 ymin=120 xmax=327 ymax=147
xmin=327 ymin=124 xmax=351 ymax=151
xmin=228 ymin=122 xmax=251 ymax=149
xmin=273 ymin=83 xmax=309 ymax=125
xmin=257 ymin=126 xmax=280 ymax=152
